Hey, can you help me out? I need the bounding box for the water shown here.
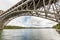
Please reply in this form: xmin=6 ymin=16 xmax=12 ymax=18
xmin=0 ymin=29 xmax=60 ymax=40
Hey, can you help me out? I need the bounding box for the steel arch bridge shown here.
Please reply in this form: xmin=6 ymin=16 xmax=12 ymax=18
xmin=0 ymin=0 xmax=60 ymax=29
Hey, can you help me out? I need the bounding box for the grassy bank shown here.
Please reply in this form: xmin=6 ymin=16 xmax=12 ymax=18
xmin=53 ymin=23 xmax=60 ymax=29
xmin=53 ymin=23 xmax=60 ymax=34
xmin=4 ymin=26 xmax=26 ymax=29
xmin=4 ymin=26 xmax=40 ymax=29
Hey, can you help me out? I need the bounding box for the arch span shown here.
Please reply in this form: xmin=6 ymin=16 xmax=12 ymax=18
xmin=0 ymin=0 xmax=59 ymax=29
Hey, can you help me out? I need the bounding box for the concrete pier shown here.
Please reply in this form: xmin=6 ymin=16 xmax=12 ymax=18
xmin=0 ymin=21 xmax=4 ymax=29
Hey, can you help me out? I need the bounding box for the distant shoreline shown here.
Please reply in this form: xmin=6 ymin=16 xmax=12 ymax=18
xmin=3 ymin=26 xmax=60 ymax=34
xmin=4 ymin=25 xmax=60 ymax=29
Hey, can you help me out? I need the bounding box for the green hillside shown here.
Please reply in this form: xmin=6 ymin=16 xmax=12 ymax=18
xmin=53 ymin=22 xmax=60 ymax=29
xmin=4 ymin=26 xmax=26 ymax=29
xmin=4 ymin=26 xmax=39 ymax=29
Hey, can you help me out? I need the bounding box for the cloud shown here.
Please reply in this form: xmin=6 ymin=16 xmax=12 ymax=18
xmin=7 ymin=16 xmax=57 ymax=27
xmin=7 ymin=16 xmax=25 ymax=27
xmin=0 ymin=0 xmax=21 ymax=11
xmin=7 ymin=16 xmax=31 ymax=27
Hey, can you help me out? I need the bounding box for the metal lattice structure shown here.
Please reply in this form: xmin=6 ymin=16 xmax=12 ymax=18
xmin=0 ymin=0 xmax=60 ymax=29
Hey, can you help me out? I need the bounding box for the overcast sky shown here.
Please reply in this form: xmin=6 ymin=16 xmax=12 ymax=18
xmin=0 ymin=0 xmax=21 ymax=11
xmin=0 ymin=0 xmax=57 ymax=27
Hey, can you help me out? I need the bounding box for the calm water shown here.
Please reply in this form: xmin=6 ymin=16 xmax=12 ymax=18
xmin=0 ymin=29 xmax=60 ymax=40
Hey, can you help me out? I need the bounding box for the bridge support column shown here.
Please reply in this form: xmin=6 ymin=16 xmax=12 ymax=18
xmin=0 ymin=21 xmax=4 ymax=30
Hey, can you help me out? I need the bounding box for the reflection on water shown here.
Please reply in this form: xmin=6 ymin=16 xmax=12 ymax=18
xmin=0 ymin=29 xmax=60 ymax=40
xmin=0 ymin=30 xmax=3 ymax=40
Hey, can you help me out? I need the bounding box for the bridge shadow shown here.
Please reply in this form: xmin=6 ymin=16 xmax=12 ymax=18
xmin=0 ymin=30 xmax=3 ymax=40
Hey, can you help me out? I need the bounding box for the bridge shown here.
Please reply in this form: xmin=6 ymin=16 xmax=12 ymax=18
xmin=0 ymin=0 xmax=60 ymax=29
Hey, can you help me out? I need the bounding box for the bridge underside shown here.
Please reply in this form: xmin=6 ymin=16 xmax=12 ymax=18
xmin=0 ymin=0 xmax=60 ymax=29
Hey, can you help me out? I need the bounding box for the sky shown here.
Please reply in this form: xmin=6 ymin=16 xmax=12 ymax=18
xmin=0 ymin=0 xmax=21 ymax=11
xmin=7 ymin=16 xmax=57 ymax=27
xmin=0 ymin=0 xmax=58 ymax=27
